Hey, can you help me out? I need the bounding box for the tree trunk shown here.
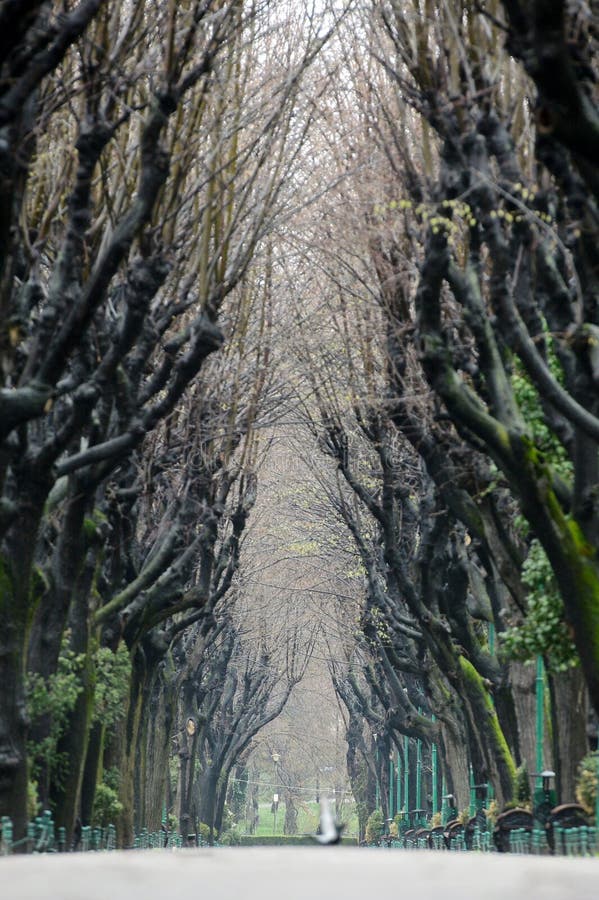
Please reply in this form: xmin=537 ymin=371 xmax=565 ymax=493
xmin=345 ymin=714 xmax=369 ymax=839
xmin=178 ymin=747 xmax=189 ymax=837
xmin=214 ymin=770 xmax=229 ymax=836
xmin=229 ymin=761 xmax=248 ymax=822
xmin=494 ymin=681 xmax=522 ymax=766
xmin=283 ymin=789 xmax=298 ymax=835
xmin=459 ymin=658 xmax=516 ymax=805
xmin=142 ymin=671 xmax=175 ymax=830
xmin=177 ymin=680 xmax=199 ymax=839
xmin=245 ymin=768 xmax=259 ymax=834
xmin=80 ymin=721 xmax=104 ymax=824
xmin=0 ymin=610 xmax=29 ymax=842
xmin=198 ymin=766 xmax=219 ymax=842
xmin=439 ymin=713 xmax=471 ymax=812
xmin=28 ymin=481 xmax=89 ymax=811
xmin=549 ymin=666 xmax=588 ymax=802
xmin=511 ymin=661 xmax=538 ymax=777
xmin=51 ymin=647 xmax=95 ymax=839
xmin=118 ymin=648 xmax=152 ymax=847
xmin=0 ymin=475 xmax=49 ymax=839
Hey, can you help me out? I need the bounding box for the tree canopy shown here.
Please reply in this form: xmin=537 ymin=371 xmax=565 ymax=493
xmin=1 ymin=0 xmax=598 ymax=845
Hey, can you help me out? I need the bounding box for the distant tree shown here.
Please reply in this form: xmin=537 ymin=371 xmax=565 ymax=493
xmin=174 ymin=607 xmax=313 ymax=841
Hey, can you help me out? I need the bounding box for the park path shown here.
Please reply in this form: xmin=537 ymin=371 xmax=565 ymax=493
xmin=1 ymin=848 xmax=598 ymax=900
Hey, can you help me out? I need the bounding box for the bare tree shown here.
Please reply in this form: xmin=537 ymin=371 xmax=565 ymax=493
xmin=0 ymin=0 xmax=341 ymax=839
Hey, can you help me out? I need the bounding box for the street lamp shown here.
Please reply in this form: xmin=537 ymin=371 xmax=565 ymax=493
xmin=531 ymin=770 xmax=556 ymax=825
xmin=389 ymin=752 xmax=395 ymax=818
xmin=373 ymin=734 xmax=380 ymax=809
xmin=535 ymin=656 xmax=545 ymax=791
xmin=271 ymin=753 xmax=280 ymax=835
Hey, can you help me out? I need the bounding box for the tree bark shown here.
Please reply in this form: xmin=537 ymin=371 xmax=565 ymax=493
xmin=197 ymin=766 xmax=219 ymax=842
xmin=117 ymin=648 xmax=155 ymax=846
xmin=80 ymin=721 xmax=103 ymax=825
xmin=283 ymin=789 xmax=298 ymax=835
xmin=549 ymin=666 xmax=588 ymax=802
xmin=51 ymin=648 xmax=94 ymax=839
xmin=458 ymin=658 xmax=517 ymax=805
xmin=510 ymin=662 xmax=538 ymax=777
xmin=142 ymin=671 xmax=175 ymax=830
xmin=0 ymin=473 xmax=50 ymax=839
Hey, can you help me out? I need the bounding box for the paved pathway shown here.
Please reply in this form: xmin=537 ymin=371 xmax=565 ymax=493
xmin=2 ymin=847 xmax=598 ymax=899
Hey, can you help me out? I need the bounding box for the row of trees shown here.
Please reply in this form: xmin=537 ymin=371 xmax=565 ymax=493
xmin=2 ymin=0 xmax=599 ymax=847
xmin=276 ymin=0 xmax=599 ymax=828
xmin=0 ymin=0 xmax=336 ymax=844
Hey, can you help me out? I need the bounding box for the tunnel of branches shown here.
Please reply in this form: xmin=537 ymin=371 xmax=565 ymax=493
xmin=1 ymin=0 xmax=599 ymax=846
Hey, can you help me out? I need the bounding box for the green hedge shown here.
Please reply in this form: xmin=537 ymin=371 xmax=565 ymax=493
xmin=237 ymin=834 xmax=357 ymax=847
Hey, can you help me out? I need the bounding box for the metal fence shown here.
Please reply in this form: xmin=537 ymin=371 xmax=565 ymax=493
xmin=3 ymin=812 xmax=598 ymax=858
xmin=132 ymin=827 xmax=183 ymax=850
xmin=508 ymin=825 xmax=598 ymax=856
xmin=370 ymin=824 xmax=599 ymax=857
xmin=0 ymin=812 xmax=183 ymax=855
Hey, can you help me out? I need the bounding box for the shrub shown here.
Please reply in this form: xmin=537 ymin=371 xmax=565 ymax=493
xmin=514 ymin=764 xmax=531 ymax=809
xmin=219 ymin=829 xmax=241 ymax=846
xmin=365 ymin=808 xmax=384 ymax=843
xmin=500 ymin=538 xmax=577 ymax=671
xmin=485 ymin=799 xmax=499 ymax=827
xmin=576 ymin=753 xmax=599 ymax=815
xmin=103 ymin=767 xmax=120 ymax=792
xmin=93 ymin=644 xmax=131 ymax=728
xmin=92 ymin=783 xmax=123 ymax=827
xmin=197 ymin=822 xmax=211 ymax=844
xmin=26 ymin=644 xmax=84 ymax=787
xmin=393 ymin=812 xmax=405 ymax=831
xmin=27 ymin=780 xmax=40 ymax=820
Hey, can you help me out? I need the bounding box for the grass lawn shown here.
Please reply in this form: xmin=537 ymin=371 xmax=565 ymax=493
xmin=237 ymin=800 xmax=359 ymax=838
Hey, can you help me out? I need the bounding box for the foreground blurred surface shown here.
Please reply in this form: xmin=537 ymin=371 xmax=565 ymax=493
xmin=1 ymin=847 xmax=598 ymax=900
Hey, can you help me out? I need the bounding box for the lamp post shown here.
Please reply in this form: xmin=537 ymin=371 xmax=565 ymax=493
xmin=535 ymin=656 xmax=545 ymax=792
xmin=389 ymin=752 xmax=395 ymax=818
xmin=532 ymin=770 xmax=556 ymax=825
xmin=431 ymin=714 xmax=438 ymax=816
xmin=415 ymin=734 xmax=422 ymax=811
xmin=403 ymin=734 xmax=409 ymax=816
xmin=373 ymin=734 xmax=380 ymax=809
xmin=271 ymin=752 xmax=280 ymax=836
xmin=396 ymin=750 xmax=402 ymax=817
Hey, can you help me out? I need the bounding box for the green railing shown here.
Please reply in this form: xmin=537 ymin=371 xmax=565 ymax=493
xmin=369 ymin=824 xmax=599 ymax=857
xmin=0 ymin=812 xmax=183 ymax=855
xmin=1 ymin=812 xmax=66 ymax=855
xmin=132 ymin=827 xmax=183 ymax=849
xmin=504 ymin=824 xmax=598 ymax=856
xmin=553 ymin=825 xmax=597 ymax=857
